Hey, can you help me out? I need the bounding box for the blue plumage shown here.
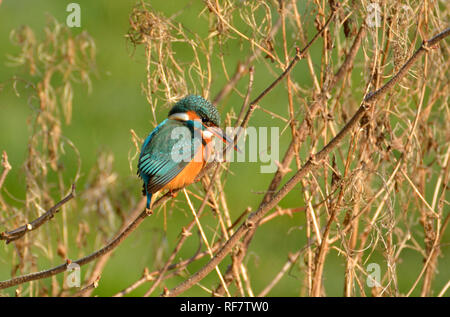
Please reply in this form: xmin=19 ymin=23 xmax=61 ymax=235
xmin=137 ymin=114 xmax=200 ymax=208
xmin=138 ymin=95 xmax=224 ymax=209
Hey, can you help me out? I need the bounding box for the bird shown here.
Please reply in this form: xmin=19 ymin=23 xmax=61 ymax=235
xmin=137 ymin=95 xmax=234 ymax=210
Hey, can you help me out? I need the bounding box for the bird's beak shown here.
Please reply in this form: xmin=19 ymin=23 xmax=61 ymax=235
xmin=202 ymin=124 xmax=241 ymax=152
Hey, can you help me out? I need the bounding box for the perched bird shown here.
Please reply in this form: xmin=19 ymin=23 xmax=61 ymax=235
xmin=137 ymin=95 xmax=233 ymax=209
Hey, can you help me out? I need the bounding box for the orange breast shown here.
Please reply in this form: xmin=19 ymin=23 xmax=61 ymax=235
xmin=161 ymin=138 xmax=212 ymax=192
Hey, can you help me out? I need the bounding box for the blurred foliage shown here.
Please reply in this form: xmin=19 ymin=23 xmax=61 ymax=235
xmin=0 ymin=0 xmax=449 ymax=297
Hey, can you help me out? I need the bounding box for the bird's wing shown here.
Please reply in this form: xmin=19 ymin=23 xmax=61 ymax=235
xmin=138 ymin=119 xmax=201 ymax=193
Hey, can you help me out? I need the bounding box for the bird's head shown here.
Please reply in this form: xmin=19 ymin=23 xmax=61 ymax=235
xmin=168 ymin=95 xmax=220 ymax=127
xmin=168 ymin=95 xmax=237 ymax=150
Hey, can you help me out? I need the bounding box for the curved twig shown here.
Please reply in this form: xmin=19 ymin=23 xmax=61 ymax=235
xmin=0 ymin=192 xmax=172 ymax=290
xmin=165 ymin=27 xmax=450 ymax=297
xmin=1 ymin=184 xmax=76 ymax=244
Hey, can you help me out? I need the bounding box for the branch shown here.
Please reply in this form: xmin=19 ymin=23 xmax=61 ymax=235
xmin=114 ymin=244 xmax=221 ymax=297
xmin=143 ymin=163 xmax=224 ymax=296
xmin=0 ymin=192 xmax=172 ymax=290
xmin=72 ymin=276 xmax=100 ymax=297
xmin=212 ymin=9 xmax=283 ymax=105
xmin=1 ymin=184 xmax=76 ymax=244
xmin=0 ymin=151 xmax=12 ymax=190
xmin=0 ymin=151 xmax=12 ymax=210
xmin=249 ymin=8 xmax=337 ymax=108
xmin=165 ymin=27 xmax=450 ymax=297
xmin=215 ymin=10 xmax=364 ymax=297
xmin=82 ymin=194 xmax=148 ymax=297
xmin=363 ymin=27 xmax=450 ymax=104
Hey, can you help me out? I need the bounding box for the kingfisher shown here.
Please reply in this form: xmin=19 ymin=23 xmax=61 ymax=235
xmin=137 ymin=95 xmax=234 ymax=209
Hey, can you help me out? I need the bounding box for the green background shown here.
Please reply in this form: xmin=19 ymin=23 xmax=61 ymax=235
xmin=0 ymin=1 xmax=448 ymax=297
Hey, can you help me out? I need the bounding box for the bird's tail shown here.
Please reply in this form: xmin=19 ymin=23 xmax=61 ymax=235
xmin=142 ymin=182 xmax=152 ymax=209
xmin=146 ymin=192 xmax=152 ymax=209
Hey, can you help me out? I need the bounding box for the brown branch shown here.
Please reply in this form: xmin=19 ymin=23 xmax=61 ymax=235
xmin=0 ymin=151 xmax=12 ymax=210
xmin=72 ymin=275 xmax=100 ymax=297
xmin=82 ymin=196 xmax=147 ymax=296
xmin=165 ymin=27 xmax=450 ymax=297
xmin=0 ymin=192 xmax=173 ymax=290
xmin=143 ymin=163 xmax=223 ymax=296
xmin=235 ymin=66 xmax=255 ymax=127
xmin=248 ymin=8 xmax=337 ymax=110
xmin=329 ymin=24 xmax=367 ymax=88
xmin=226 ymin=4 xmax=339 ymax=178
xmin=366 ymin=33 xmax=449 ymax=104
xmin=233 ymin=3 xmax=337 ymax=130
xmin=212 ymin=14 xmax=283 ymax=106
xmin=1 ymin=184 xmax=76 ymax=244
xmin=0 ymin=151 xmax=12 ymax=190
xmin=258 ymin=250 xmax=301 ymax=297
xmin=311 ymin=126 xmax=358 ymax=296
xmin=213 ymin=62 xmax=247 ymax=105
xmin=215 ymin=12 xmax=365 ymax=297
xmin=114 ymin=243 xmax=221 ymax=297
xmin=114 ymin=267 xmax=156 ymax=297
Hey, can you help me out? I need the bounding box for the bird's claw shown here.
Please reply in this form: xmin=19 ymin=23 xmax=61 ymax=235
xmin=145 ymin=207 xmax=153 ymax=216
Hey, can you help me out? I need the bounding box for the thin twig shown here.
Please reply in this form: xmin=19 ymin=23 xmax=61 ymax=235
xmin=0 ymin=151 xmax=12 ymax=190
xmin=165 ymin=27 xmax=450 ymax=297
xmin=1 ymin=184 xmax=76 ymax=244
xmin=258 ymin=250 xmax=301 ymax=297
xmin=182 ymin=188 xmax=231 ymax=296
xmin=438 ymin=280 xmax=450 ymax=297
xmin=142 ymin=163 xmax=223 ymax=297
xmin=72 ymin=276 xmax=100 ymax=297
xmin=0 ymin=193 xmax=171 ymax=290
xmin=215 ymin=15 xmax=365 ymax=297
xmin=114 ymin=244 xmax=221 ymax=297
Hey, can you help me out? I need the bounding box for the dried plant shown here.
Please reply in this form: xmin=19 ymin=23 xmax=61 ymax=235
xmin=0 ymin=1 xmax=449 ymax=297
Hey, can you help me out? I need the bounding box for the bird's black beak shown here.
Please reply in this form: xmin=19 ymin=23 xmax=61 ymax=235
xmin=202 ymin=124 xmax=241 ymax=152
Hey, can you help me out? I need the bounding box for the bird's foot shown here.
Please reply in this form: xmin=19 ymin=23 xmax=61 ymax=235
xmin=145 ymin=207 xmax=153 ymax=216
